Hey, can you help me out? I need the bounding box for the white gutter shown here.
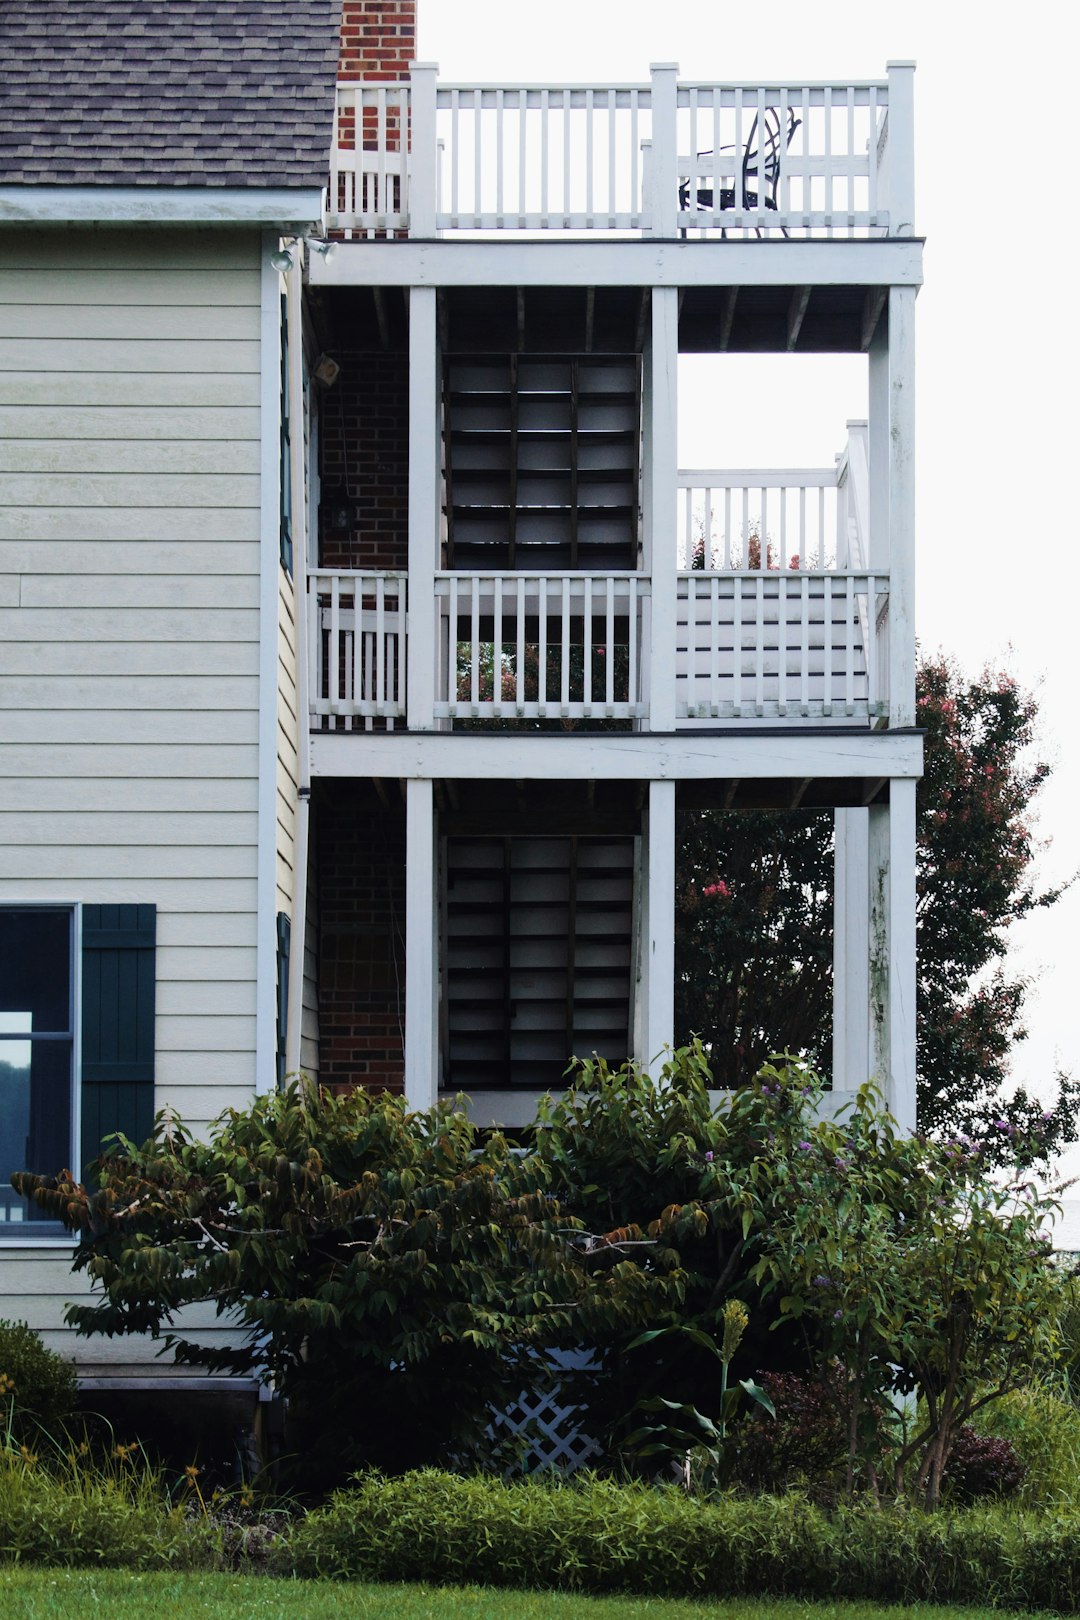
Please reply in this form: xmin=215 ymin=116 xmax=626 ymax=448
xmin=0 ymin=186 xmax=325 ymax=229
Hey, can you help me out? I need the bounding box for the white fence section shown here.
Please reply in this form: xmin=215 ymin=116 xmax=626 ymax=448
xmin=328 ymin=83 xmax=411 ymax=237
xmin=309 ymin=570 xmax=407 ymax=727
xmin=434 ymin=572 xmax=647 ymax=721
xmin=676 ymin=568 xmax=885 ymax=721
xmin=329 ymin=64 xmax=912 ymax=238
xmin=678 ymin=468 xmax=841 ymax=571
xmin=675 ymin=431 xmax=889 ymax=722
xmin=675 ymin=83 xmax=889 ymax=238
xmin=435 ymin=84 xmax=652 ymax=231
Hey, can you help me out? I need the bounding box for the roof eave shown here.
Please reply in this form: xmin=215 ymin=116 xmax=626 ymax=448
xmin=0 ymin=184 xmax=326 ymax=230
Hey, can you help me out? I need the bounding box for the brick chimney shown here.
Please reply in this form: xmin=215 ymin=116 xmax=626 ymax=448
xmin=339 ymin=0 xmax=416 ymax=82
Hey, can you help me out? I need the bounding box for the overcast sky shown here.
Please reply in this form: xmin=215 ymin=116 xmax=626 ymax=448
xmin=420 ymin=1 xmax=1080 ymax=1172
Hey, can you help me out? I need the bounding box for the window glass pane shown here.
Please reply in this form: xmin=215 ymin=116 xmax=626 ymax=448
xmin=0 ymin=910 xmax=71 ymax=1033
xmin=0 ymin=1039 xmax=72 ymax=1227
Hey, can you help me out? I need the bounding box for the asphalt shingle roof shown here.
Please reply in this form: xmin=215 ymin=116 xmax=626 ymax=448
xmin=0 ymin=0 xmax=343 ymax=188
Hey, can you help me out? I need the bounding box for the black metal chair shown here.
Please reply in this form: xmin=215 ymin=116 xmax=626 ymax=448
xmin=678 ymin=106 xmax=800 ymax=236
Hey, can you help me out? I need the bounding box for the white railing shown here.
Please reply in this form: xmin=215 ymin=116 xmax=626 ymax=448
xmin=674 ymin=429 xmax=888 ymax=722
xmin=676 ymin=568 xmax=886 ymax=722
xmin=678 ymin=468 xmax=843 ymax=571
xmin=309 ymin=570 xmax=407 ymax=727
xmin=434 ymin=573 xmax=647 ymax=721
xmin=435 ymin=84 xmax=652 ymax=231
xmin=329 ymin=63 xmax=912 ymax=239
xmin=675 ymin=83 xmax=889 ymax=238
xmin=328 ymin=82 xmax=411 ymax=237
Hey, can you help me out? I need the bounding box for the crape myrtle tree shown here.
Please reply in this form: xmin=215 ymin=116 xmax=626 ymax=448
xmin=675 ymin=653 xmax=1078 ymax=1161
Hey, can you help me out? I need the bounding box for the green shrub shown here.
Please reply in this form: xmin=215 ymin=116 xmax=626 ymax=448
xmin=969 ymin=1385 xmax=1080 ymax=1509
xmin=0 ymin=1463 xmax=217 ymax=1569
xmin=281 ymin=1468 xmax=1080 ymax=1611
xmin=0 ymin=1320 xmax=77 ymax=1442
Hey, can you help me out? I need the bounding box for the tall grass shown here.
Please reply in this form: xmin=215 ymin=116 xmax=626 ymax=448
xmin=969 ymin=1383 xmax=1080 ymax=1508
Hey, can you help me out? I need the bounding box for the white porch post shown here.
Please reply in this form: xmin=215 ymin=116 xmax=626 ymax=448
xmin=831 ymin=807 xmax=869 ymax=1094
xmin=407 ymin=285 xmax=439 ymax=730
xmin=642 ymin=287 xmax=678 ymax=731
xmin=887 ymin=285 xmax=916 ymax=728
xmin=647 ymin=63 xmax=679 ymax=240
xmin=407 ymin=63 xmax=439 ymax=238
xmin=640 ymin=779 xmax=676 ymax=1072
xmin=404 ymin=776 xmax=439 ymax=1109
xmin=868 ymin=784 xmax=917 ymax=1131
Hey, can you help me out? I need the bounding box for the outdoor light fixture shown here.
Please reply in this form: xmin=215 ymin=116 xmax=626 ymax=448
xmin=270 ymin=248 xmax=294 ymax=272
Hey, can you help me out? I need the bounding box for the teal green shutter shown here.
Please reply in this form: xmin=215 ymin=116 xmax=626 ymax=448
xmin=80 ymin=904 xmax=156 ymax=1177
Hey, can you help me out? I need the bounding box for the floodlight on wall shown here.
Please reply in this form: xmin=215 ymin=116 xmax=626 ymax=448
xmin=313 ymin=353 xmax=341 ymax=388
xmin=270 ymin=248 xmax=294 ymax=272
xmin=308 ymin=238 xmax=335 ymax=260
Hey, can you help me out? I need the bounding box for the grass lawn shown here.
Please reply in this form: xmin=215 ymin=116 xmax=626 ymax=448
xmin=0 ymin=1571 xmax=1067 ymax=1620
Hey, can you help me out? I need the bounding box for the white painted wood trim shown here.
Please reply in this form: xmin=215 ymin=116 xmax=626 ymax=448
xmin=311 ymin=728 xmax=924 ymax=782
xmin=284 ymin=256 xmax=310 ymax=1082
xmin=0 ymin=188 xmax=325 ymax=228
xmin=406 ymin=288 xmax=438 ymax=729
xmin=404 ymin=778 xmax=438 ymax=1109
xmin=408 ymin=64 xmax=440 ymax=237
xmin=831 ymin=808 xmax=869 ymax=1092
xmin=887 ymin=778 xmax=917 ymax=1131
xmin=255 ymin=232 xmax=281 ymax=1095
xmin=644 ymin=288 xmax=678 ymax=731
xmin=884 ymin=64 xmax=916 ymax=236
xmin=308 ymin=238 xmax=925 ymax=290
xmin=887 ymin=286 xmax=916 ymax=726
xmin=643 ymin=780 xmax=675 ymax=1071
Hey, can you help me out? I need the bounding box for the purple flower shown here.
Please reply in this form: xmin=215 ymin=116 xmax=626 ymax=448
xmin=797 ymin=1140 xmax=813 ymax=1152
xmin=704 ymin=1151 xmax=714 ymax=1163
xmin=813 ymin=1275 xmax=832 ymax=1288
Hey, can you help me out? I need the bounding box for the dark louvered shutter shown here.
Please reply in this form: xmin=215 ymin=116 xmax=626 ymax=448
xmin=81 ymin=904 xmax=156 ymax=1177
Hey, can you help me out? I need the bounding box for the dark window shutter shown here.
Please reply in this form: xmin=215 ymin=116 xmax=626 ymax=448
xmin=81 ymin=904 xmax=156 ymax=1177
xmin=279 ymin=292 xmax=293 ymax=575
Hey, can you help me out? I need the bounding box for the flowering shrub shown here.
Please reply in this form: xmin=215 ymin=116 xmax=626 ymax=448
xmin=943 ymin=1426 xmax=1026 ymax=1503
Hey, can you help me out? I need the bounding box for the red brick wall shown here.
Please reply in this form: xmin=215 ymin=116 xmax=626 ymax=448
xmin=339 ymin=0 xmax=416 ymax=81
xmin=316 ymin=784 xmax=407 ymax=1094
xmin=319 ymin=350 xmax=409 ymax=571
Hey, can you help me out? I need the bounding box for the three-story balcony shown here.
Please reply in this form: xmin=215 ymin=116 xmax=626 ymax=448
xmin=326 ymin=63 xmax=914 ymax=241
xmin=308 ymin=424 xmax=886 ymax=733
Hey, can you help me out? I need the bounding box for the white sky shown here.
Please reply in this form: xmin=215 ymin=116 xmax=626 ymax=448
xmin=421 ymin=1 xmax=1080 ymax=1172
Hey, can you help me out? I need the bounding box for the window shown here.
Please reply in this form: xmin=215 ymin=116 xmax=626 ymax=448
xmin=0 ymin=903 xmax=156 ymax=1234
xmin=0 ymin=908 xmax=74 ymax=1230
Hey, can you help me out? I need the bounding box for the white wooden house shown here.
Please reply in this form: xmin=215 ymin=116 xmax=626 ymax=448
xmin=0 ymin=0 xmax=922 ymax=1381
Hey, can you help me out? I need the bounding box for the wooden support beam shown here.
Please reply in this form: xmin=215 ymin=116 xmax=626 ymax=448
xmin=372 ymin=286 xmax=391 ymax=351
xmin=437 ymin=289 xmax=450 ymax=354
xmin=718 ymin=287 xmax=739 ymax=351
xmin=788 ymin=776 xmax=812 ymax=809
xmin=584 ymin=286 xmax=595 ymax=353
xmin=444 ymin=778 xmax=460 ymax=812
xmin=861 ymin=776 xmax=887 ymax=806
xmin=860 ymin=287 xmax=887 ymax=351
xmin=404 ymin=778 xmax=438 ymax=1109
xmin=516 ymin=287 xmax=526 ymax=351
xmin=723 ymin=777 xmax=741 ymax=809
xmin=786 ymin=286 xmax=812 ymax=351
xmin=371 ymin=777 xmax=393 ymax=812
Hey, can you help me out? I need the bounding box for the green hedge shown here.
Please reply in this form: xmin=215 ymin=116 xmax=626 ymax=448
xmin=0 ymin=1473 xmax=217 ymax=1570
xmin=282 ymin=1471 xmax=1080 ymax=1613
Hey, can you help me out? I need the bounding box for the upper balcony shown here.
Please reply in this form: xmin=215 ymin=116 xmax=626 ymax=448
xmin=326 ymin=62 xmax=914 ymax=242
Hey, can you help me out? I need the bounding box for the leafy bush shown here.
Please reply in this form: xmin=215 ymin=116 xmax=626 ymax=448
xmin=969 ymin=1384 xmax=1080 ymax=1509
xmin=0 ymin=1320 xmax=77 ymax=1442
xmin=941 ymin=1426 xmax=1026 ymax=1503
xmin=282 ymin=1467 xmax=1080 ymax=1610
xmin=726 ymin=1372 xmax=846 ymax=1494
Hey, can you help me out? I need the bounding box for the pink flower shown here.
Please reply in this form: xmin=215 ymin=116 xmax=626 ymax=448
xmin=702 ymin=881 xmax=730 ymax=899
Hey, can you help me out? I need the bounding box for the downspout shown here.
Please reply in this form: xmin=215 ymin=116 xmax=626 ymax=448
xmin=285 ymin=247 xmax=311 ymax=1082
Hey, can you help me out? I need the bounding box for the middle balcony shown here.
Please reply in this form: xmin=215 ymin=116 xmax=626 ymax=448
xmin=309 ymin=421 xmax=887 ymax=732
